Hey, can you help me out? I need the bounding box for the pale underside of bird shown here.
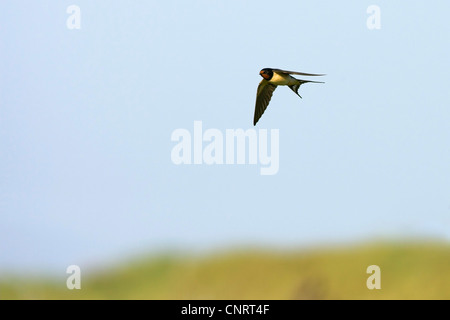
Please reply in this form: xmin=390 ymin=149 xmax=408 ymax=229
xmin=253 ymin=68 xmax=325 ymax=125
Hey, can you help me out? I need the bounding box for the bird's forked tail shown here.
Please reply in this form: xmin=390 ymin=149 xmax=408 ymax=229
xmin=288 ymin=79 xmax=324 ymax=98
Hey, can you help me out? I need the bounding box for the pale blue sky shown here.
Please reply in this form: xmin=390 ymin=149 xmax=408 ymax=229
xmin=1 ymin=1 xmax=449 ymax=272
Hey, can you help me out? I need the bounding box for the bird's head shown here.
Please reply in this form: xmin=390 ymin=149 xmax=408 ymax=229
xmin=259 ymin=68 xmax=273 ymax=80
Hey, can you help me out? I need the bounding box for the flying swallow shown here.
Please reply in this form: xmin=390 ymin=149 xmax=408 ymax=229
xmin=253 ymin=68 xmax=325 ymax=125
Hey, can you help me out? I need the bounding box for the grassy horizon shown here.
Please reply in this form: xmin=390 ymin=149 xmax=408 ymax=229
xmin=1 ymin=241 xmax=449 ymax=300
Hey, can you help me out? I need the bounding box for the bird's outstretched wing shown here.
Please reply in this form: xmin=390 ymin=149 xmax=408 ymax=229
xmin=272 ymin=69 xmax=325 ymax=77
xmin=254 ymin=80 xmax=277 ymax=126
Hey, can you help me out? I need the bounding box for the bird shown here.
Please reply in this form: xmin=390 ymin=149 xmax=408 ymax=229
xmin=253 ymin=68 xmax=325 ymax=125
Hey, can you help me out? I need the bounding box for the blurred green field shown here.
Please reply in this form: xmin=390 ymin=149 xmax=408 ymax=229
xmin=1 ymin=241 xmax=449 ymax=300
